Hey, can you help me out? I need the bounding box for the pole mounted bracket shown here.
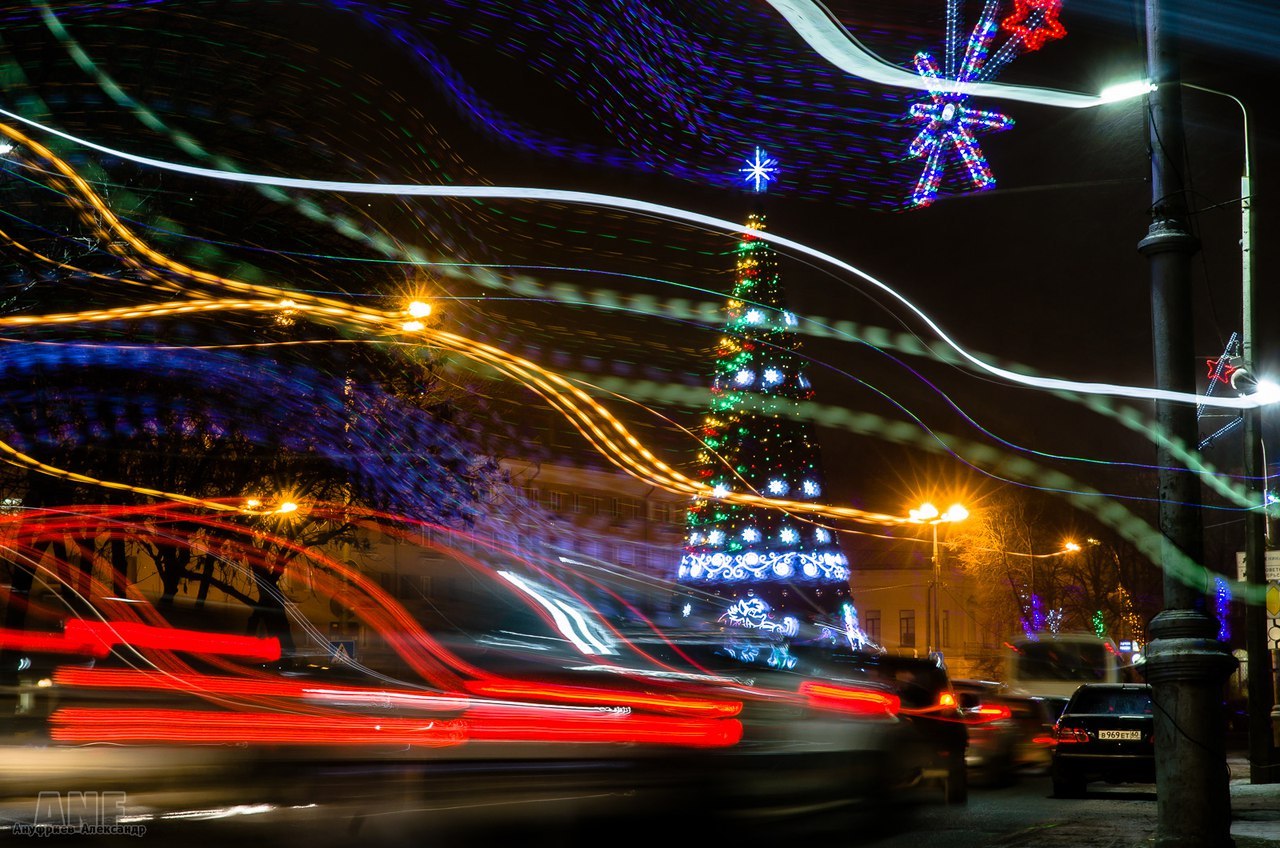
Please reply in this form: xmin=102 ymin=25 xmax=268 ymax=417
xmin=1138 ymin=218 xmax=1200 ymax=256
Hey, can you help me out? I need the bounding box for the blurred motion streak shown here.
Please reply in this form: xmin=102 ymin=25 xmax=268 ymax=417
xmin=49 ymin=709 xmax=470 ymax=746
xmin=0 ymin=621 xmax=280 ymax=661
xmin=51 ymin=668 xmax=471 ymax=712
xmin=797 ymin=680 xmax=900 ymax=717
xmin=48 ymin=707 xmax=742 ymax=748
xmin=463 ymin=679 xmax=743 ymax=718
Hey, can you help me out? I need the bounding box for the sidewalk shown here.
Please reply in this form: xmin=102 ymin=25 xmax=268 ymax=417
xmin=1229 ymin=756 xmax=1280 ymax=845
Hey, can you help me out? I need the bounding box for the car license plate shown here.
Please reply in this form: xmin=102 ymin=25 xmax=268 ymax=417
xmin=1098 ymin=730 xmax=1142 ymax=740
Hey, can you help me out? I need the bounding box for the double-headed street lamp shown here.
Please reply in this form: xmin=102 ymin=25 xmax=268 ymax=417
xmin=909 ymin=502 xmax=968 ymax=658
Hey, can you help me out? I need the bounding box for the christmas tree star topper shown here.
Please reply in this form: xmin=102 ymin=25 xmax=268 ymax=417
xmin=739 ymin=146 xmax=779 ymax=192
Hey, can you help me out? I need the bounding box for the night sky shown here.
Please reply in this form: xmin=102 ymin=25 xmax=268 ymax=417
xmin=1 ymin=0 xmax=1277 ymax=579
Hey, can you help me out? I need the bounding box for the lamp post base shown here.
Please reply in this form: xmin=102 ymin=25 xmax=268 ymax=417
xmin=1144 ymin=609 xmax=1238 ymax=848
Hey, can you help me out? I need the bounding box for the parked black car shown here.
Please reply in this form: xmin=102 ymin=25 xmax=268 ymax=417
xmin=1050 ymin=683 xmax=1155 ymax=797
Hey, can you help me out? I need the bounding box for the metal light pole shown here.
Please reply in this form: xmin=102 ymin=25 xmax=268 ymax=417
xmin=1137 ymin=1 xmax=1238 ymax=844
xmin=910 ymin=503 xmax=967 ymax=659
xmin=1185 ymin=81 xmax=1279 ymax=785
xmin=931 ymin=521 xmax=941 ymax=654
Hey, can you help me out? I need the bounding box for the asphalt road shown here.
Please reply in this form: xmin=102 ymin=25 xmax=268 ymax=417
xmin=880 ymin=770 xmax=1162 ymax=847
xmin=1 ymin=758 xmax=1275 ymax=848
xmin=876 ymin=763 xmax=1280 ymax=848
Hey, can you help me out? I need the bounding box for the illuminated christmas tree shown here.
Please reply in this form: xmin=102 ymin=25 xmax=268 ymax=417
xmin=675 ymin=149 xmax=857 ymax=658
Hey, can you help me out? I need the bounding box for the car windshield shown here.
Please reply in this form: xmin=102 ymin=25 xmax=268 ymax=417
xmin=1069 ymin=687 xmax=1152 ymax=716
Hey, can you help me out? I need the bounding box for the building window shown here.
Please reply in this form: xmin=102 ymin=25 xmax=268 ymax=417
xmin=543 ymin=490 xmax=564 ymax=511
xmin=575 ymin=494 xmax=600 ymax=514
xmin=398 ymin=575 xmax=430 ymax=599
xmin=864 ymin=610 xmax=881 ymax=644
xmin=899 ymin=610 xmax=916 ymax=648
xmin=651 ymin=502 xmax=669 ymax=523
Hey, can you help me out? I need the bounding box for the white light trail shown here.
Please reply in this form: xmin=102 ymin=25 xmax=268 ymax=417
xmin=760 ymin=0 xmax=1150 ymax=108
xmin=497 ymin=571 xmax=616 ymax=656
xmin=1 ymin=109 xmax=1268 ymax=410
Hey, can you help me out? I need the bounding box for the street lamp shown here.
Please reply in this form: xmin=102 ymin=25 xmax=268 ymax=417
xmin=909 ymin=502 xmax=968 ymax=657
xmin=1182 ymin=82 xmax=1279 ymax=784
xmin=402 ymin=299 xmax=433 ymax=332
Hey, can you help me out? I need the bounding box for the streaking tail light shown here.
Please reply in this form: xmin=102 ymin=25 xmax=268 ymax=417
xmin=1054 ymin=723 xmax=1091 ymax=744
xmin=467 ymin=711 xmax=744 ymax=747
xmin=50 ymin=708 xmax=468 ymax=747
xmin=967 ymin=703 xmax=1013 ymax=724
xmin=900 ymin=690 xmax=964 ymax=719
xmin=463 ymin=679 xmax=742 ymax=718
xmin=0 ymin=621 xmax=281 ymax=661
xmin=52 ymin=667 xmax=471 ymax=712
xmin=1031 ymin=733 xmax=1057 ymax=747
xmin=66 ymin=619 xmax=281 ymax=661
xmin=798 ymin=680 xmax=900 ymax=717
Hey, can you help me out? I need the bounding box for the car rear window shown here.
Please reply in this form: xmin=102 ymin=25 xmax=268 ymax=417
xmin=1014 ymin=640 xmax=1109 ymax=681
xmin=1069 ymin=687 xmax=1152 ymax=715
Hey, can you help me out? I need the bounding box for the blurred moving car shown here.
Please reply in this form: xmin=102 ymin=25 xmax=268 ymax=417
xmin=1050 ymin=682 xmax=1155 ymax=797
xmin=953 ymin=678 xmax=1021 ymax=785
xmin=953 ymin=679 xmax=1067 ymax=784
xmin=819 ymin=651 xmax=968 ymax=804
xmin=18 ymin=542 xmax=933 ymax=845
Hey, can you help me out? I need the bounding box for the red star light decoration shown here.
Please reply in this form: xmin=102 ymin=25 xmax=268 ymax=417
xmin=1001 ymin=0 xmax=1067 ymax=52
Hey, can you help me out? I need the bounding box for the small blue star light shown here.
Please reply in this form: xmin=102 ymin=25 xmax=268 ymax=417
xmin=739 ymin=146 xmax=779 ymax=192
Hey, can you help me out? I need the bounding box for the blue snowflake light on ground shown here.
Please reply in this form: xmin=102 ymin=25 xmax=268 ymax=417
xmin=905 ymin=0 xmax=1067 ymax=207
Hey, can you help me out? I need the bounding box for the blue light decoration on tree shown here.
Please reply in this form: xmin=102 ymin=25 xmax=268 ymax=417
xmin=1025 ymin=592 xmax=1045 ymax=636
xmin=905 ymin=0 xmax=1068 ymax=207
xmin=1213 ymin=576 xmax=1232 ymax=642
xmin=676 ymin=149 xmax=853 ymax=646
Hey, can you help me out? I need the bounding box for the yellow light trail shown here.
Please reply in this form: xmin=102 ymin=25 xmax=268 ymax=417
xmin=0 ymin=121 xmax=910 ymax=526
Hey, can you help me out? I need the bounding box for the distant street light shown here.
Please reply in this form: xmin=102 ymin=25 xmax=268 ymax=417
xmin=909 ymin=502 xmax=968 ymax=657
xmin=402 ymin=299 xmax=433 ymax=332
xmin=240 ymin=496 xmax=301 ymax=517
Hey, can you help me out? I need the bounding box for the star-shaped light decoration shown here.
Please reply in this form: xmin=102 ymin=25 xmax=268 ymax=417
xmin=739 ymin=146 xmax=779 ymax=192
xmin=906 ymin=49 xmax=1014 ymax=207
xmin=1001 ymin=0 xmax=1067 ymax=52
xmin=903 ymin=0 xmax=1067 ymax=208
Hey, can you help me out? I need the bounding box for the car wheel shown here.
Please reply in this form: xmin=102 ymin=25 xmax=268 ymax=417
xmin=944 ymin=763 xmax=968 ymax=804
xmin=1052 ymin=770 xmax=1085 ymax=798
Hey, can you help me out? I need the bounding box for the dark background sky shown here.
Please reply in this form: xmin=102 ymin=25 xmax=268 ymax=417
xmin=2 ymin=0 xmax=1276 ymax=575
